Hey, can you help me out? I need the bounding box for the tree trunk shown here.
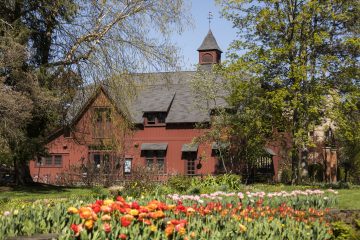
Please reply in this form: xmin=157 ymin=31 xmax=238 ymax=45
xmin=14 ymin=157 xmax=34 ymax=185
xmin=290 ymin=145 xmax=303 ymax=184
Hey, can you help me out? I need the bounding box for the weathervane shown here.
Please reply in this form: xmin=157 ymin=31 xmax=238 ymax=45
xmin=208 ymin=11 xmax=213 ymax=29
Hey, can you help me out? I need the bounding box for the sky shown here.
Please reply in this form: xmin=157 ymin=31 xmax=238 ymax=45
xmin=172 ymin=0 xmax=238 ymax=70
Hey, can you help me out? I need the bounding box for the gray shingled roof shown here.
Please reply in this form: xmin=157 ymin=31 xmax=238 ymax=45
xmin=197 ymin=30 xmax=222 ymax=52
xmin=66 ymin=71 xmax=227 ymax=125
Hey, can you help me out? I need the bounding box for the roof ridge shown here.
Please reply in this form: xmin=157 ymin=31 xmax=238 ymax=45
xmin=197 ymin=29 xmax=222 ymax=52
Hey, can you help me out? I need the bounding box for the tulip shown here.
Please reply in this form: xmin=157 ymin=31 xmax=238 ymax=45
xmin=101 ymin=214 xmax=111 ymax=221
xmin=84 ymin=220 xmax=94 ymax=230
xmin=100 ymin=205 xmax=112 ymax=213
xmin=165 ymin=224 xmax=174 ymax=237
xmin=119 ymin=233 xmax=127 ymax=239
xmin=239 ymin=223 xmax=247 ymax=232
xmin=150 ymin=225 xmax=157 ymax=232
xmin=129 ymin=209 xmax=139 ymax=216
xmin=67 ymin=207 xmax=78 ymax=214
xmin=71 ymin=223 xmax=83 ymax=234
xmin=103 ymin=199 xmax=114 ymax=206
xmin=121 ymin=217 xmax=132 ymax=227
xmin=103 ymin=223 xmax=111 ymax=233
xmin=79 ymin=207 xmax=93 ymax=219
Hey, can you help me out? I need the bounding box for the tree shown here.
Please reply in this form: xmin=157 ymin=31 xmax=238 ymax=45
xmin=191 ymin=65 xmax=272 ymax=180
xmin=332 ymin=90 xmax=360 ymax=182
xmin=218 ymin=0 xmax=359 ymax=182
xmin=0 ymin=0 xmax=189 ymax=185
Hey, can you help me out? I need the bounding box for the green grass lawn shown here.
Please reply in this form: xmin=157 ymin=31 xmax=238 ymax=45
xmin=0 ymin=184 xmax=109 ymax=210
xmin=0 ymin=185 xmax=108 ymax=200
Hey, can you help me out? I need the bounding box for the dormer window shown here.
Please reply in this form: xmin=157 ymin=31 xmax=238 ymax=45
xmin=144 ymin=112 xmax=166 ymax=126
xmin=147 ymin=113 xmax=156 ymax=124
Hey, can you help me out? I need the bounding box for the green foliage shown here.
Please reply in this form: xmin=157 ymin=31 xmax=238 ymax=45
xmin=167 ymin=175 xmax=193 ymax=193
xmin=191 ymin=66 xmax=273 ymax=173
xmin=187 ymin=186 xmax=201 ymax=195
xmin=308 ymin=164 xmax=324 ymax=182
xmin=214 ymin=174 xmax=242 ymax=190
xmin=121 ymin=180 xmax=157 ymax=198
xmin=324 ymin=182 xmax=352 ymax=190
xmin=0 ymin=0 xmax=190 ymax=185
xmin=355 ymin=219 xmax=360 ymax=230
xmin=218 ymin=0 xmax=360 ymax=183
xmin=280 ymin=168 xmax=292 ymax=184
xmin=331 ymin=221 xmax=358 ymax=240
xmin=165 ymin=174 xmax=242 ymax=194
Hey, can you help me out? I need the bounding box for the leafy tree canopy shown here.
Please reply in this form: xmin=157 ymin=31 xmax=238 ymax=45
xmin=216 ymin=0 xmax=359 ymax=182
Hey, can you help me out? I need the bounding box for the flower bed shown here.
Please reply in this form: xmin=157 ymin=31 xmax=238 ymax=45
xmin=0 ymin=189 xmax=339 ymax=239
xmin=167 ymin=189 xmax=338 ymax=210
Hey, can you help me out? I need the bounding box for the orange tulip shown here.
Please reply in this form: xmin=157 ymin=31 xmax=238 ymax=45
xmin=79 ymin=207 xmax=93 ymax=220
xmin=165 ymin=224 xmax=174 ymax=237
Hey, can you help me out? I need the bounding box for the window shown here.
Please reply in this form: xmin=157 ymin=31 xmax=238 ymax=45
xmin=157 ymin=158 xmax=165 ymax=173
xmin=202 ymin=53 xmax=213 ymax=63
xmin=45 ymin=156 xmax=53 ymax=166
xmin=144 ymin=150 xmax=166 ymax=173
xmin=94 ymin=154 xmax=101 ymax=167
xmin=144 ymin=112 xmax=167 ymax=126
xmin=146 ymin=158 xmax=154 ymax=169
xmin=93 ymin=108 xmax=112 ymax=138
xmin=124 ymin=158 xmax=132 ymax=174
xmin=182 ymin=152 xmax=197 ymax=176
xmin=187 ymin=158 xmax=196 ymax=176
xmin=64 ymin=127 xmax=71 ymax=138
xmin=54 ymin=155 xmax=63 ymax=166
xmin=36 ymin=155 xmax=63 ymax=167
xmin=89 ymin=152 xmax=114 ymax=171
xmin=147 ymin=113 xmax=156 ymax=124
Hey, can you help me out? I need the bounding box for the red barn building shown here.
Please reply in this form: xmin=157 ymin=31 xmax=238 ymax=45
xmin=29 ymin=30 xmax=280 ymax=184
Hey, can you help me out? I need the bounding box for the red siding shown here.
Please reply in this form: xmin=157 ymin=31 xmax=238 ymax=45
xmin=29 ymin=90 xmax=280 ymax=184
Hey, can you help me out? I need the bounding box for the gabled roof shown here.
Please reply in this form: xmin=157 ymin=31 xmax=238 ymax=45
xmin=65 ymin=84 xmax=129 ymax=126
xmin=65 ymin=71 xmax=227 ymax=126
xmin=197 ymin=30 xmax=222 ymax=53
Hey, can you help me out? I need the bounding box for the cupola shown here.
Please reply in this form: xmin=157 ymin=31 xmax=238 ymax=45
xmin=197 ymin=30 xmax=222 ymax=65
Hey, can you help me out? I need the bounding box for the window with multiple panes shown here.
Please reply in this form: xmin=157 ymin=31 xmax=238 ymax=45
xmin=144 ymin=112 xmax=167 ymax=126
xmin=90 ymin=152 xmax=112 ymax=170
xmin=182 ymin=152 xmax=197 ymax=176
xmin=45 ymin=156 xmax=53 ymax=166
xmin=36 ymin=155 xmax=63 ymax=167
xmin=54 ymin=155 xmax=63 ymax=166
xmin=144 ymin=150 xmax=166 ymax=173
xmin=93 ymin=107 xmax=112 ymax=138
xmin=187 ymin=158 xmax=196 ymax=176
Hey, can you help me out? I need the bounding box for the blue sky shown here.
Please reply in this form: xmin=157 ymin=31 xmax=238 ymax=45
xmin=172 ymin=0 xmax=238 ymax=70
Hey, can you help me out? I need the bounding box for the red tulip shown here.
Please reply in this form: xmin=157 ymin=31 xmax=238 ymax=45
xmin=121 ymin=217 xmax=132 ymax=227
xmin=119 ymin=233 xmax=127 ymax=239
